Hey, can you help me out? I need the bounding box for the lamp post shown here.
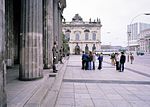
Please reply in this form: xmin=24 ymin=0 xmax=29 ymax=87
xmin=127 ymin=13 xmax=150 ymax=61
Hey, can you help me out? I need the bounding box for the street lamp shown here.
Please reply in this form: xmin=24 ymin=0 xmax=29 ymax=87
xmin=130 ymin=13 xmax=150 ymax=25
xmin=127 ymin=13 xmax=150 ymax=58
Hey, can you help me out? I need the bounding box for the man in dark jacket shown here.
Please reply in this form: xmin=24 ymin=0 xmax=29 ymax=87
xmin=98 ymin=53 xmax=103 ymax=70
xmin=119 ymin=52 xmax=126 ymax=72
xmin=81 ymin=51 xmax=86 ymax=69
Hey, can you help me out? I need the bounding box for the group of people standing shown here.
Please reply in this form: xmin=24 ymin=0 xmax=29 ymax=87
xmin=112 ymin=52 xmax=134 ymax=72
xmin=81 ymin=51 xmax=103 ymax=70
xmin=81 ymin=50 xmax=134 ymax=72
xmin=111 ymin=52 xmax=126 ymax=72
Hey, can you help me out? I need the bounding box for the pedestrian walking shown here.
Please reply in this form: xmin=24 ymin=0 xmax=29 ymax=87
xmin=81 ymin=51 xmax=86 ymax=69
xmin=130 ymin=53 xmax=134 ymax=64
xmin=119 ymin=52 xmax=126 ymax=72
xmin=115 ymin=53 xmax=120 ymax=70
xmin=98 ymin=53 xmax=103 ymax=70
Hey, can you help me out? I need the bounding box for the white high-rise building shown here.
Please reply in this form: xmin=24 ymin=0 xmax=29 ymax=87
xmin=127 ymin=22 xmax=150 ymax=53
xmin=138 ymin=29 xmax=150 ymax=54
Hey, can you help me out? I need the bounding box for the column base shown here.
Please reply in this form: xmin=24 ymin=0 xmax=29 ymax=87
xmin=19 ymin=76 xmax=43 ymax=81
xmin=43 ymin=64 xmax=52 ymax=69
xmin=6 ymin=59 xmax=14 ymax=67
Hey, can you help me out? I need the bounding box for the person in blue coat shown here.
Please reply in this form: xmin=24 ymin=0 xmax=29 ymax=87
xmin=98 ymin=53 xmax=103 ymax=70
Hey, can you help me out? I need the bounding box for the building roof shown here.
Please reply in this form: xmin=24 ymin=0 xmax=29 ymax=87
xmin=62 ymin=14 xmax=102 ymax=27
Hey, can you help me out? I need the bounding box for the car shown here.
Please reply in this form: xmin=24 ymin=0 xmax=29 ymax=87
xmin=136 ymin=51 xmax=144 ymax=56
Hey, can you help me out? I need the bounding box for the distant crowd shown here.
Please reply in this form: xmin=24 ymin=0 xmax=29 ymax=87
xmin=81 ymin=51 xmax=103 ymax=70
xmin=82 ymin=51 xmax=134 ymax=72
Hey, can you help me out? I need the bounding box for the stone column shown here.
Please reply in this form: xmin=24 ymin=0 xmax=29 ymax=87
xmin=43 ymin=0 xmax=53 ymax=69
xmin=53 ymin=0 xmax=58 ymax=43
xmin=5 ymin=0 xmax=14 ymax=67
xmin=53 ymin=0 xmax=59 ymax=63
xmin=58 ymin=8 xmax=63 ymax=50
xmin=0 ymin=0 xmax=7 ymax=106
xmin=19 ymin=0 xmax=43 ymax=80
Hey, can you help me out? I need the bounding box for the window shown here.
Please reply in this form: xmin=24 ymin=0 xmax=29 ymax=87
xmin=92 ymin=33 xmax=96 ymax=40
xmin=85 ymin=33 xmax=89 ymax=40
xmin=75 ymin=33 xmax=80 ymax=40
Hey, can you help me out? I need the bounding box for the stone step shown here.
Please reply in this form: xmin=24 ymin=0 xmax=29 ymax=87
xmin=23 ymin=59 xmax=67 ymax=107
xmin=41 ymin=59 xmax=68 ymax=107
xmin=7 ymin=70 xmax=50 ymax=107
xmin=24 ymin=78 xmax=55 ymax=107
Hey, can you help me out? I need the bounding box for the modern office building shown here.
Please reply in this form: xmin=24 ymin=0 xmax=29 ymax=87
xmin=127 ymin=22 xmax=150 ymax=53
xmin=62 ymin=14 xmax=102 ymax=54
xmin=138 ymin=28 xmax=150 ymax=54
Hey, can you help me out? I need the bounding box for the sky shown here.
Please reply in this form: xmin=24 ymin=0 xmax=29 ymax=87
xmin=63 ymin=0 xmax=150 ymax=47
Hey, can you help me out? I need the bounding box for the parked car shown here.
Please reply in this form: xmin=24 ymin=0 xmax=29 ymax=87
xmin=136 ymin=51 xmax=144 ymax=56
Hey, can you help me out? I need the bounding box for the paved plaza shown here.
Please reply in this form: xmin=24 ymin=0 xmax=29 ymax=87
xmin=7 ymin=55 xmax=150 ymax=107
xmin=54 ymin=55 xmax=150 ymax=107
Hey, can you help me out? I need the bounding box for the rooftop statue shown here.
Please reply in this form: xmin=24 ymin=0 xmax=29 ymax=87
xmin=71 ymin=14 xmax=83 ymax=23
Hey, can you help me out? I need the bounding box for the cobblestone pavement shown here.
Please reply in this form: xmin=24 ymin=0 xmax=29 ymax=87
xmin=55 ymin=55 xmax=150 ymax=107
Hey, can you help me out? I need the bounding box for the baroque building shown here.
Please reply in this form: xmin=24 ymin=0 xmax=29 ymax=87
xmin=0 ymin=0 xmax=66 ymax=106
xmin=62 ymin=14 xmax=102 ymax=54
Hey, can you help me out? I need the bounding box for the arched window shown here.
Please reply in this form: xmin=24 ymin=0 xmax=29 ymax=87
xmin=85 ymin=33 xmax=89 ymax=40
xmin=92 ymin=33 xmax=96 ymax=40
xmin=75 ymin=33 xmax=80 ymax=40
xmin=65 ymin=29 xmax=71 ymax=41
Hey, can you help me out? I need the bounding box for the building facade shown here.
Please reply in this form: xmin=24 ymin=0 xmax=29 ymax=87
xmin=62 ymin=14 xmax=102 ymax=54
xmin=0 ymin=0 xmax=66 ymax=106
xmin=138 ymin=29 xmax=150 ymax=54
xmin=127 ymin=22 xmax=150 ymax=53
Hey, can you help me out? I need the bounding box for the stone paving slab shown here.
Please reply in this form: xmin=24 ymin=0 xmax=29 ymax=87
xmin=6 ymin=55 xmax=150 ymax=107
xmin=41 ymin=58 xmax=69 ymax=107
xmin=6 ymin=57 xmax=68 ymax=107
xmin=55 ymin=55 xmax=150 ymax=107
xmin=7 ymin=70 xmax=50 ymax=107
xmin=104 ymin=55 xmax=150 ymax=77
xmin=56 ymin=82 xmax=150 ymax=107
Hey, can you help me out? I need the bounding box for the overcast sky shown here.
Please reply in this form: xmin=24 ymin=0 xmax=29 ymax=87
xmin=63 ymin=0 xmax=150 ymax=47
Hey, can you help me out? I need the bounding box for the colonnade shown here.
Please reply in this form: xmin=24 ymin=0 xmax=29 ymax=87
xmin=0 ymin=0 xmax=66 ymax=106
